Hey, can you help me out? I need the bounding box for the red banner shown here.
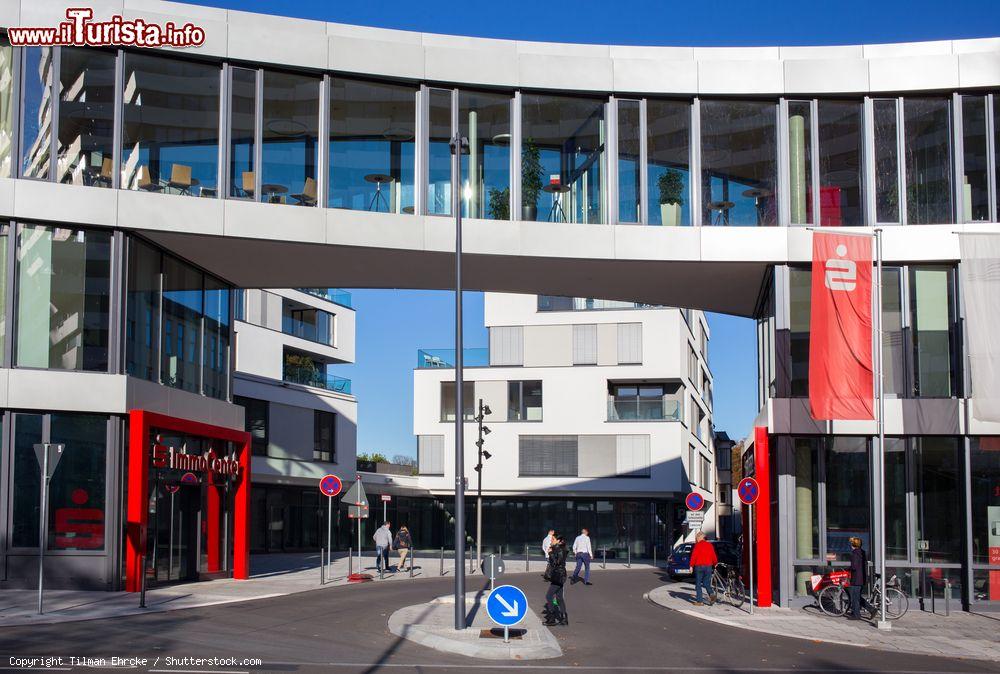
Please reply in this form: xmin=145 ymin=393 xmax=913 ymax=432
xmin=809 ymin=233 xmax=874 ymax=420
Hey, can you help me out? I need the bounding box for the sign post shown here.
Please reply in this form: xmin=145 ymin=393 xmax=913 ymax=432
xmin=381 ymin=493 xmax=391 ymax=523
xmin=486 ymin=584 xmax=527 ymax=644
xmin=319 ymin=475 xmax=343 ymax=583
xmin=738 ymin=477 xmax=760 ymax=616
xmin=33 ymin=443 xmax=65 ymax=615
xmin=480 ymin=553 xmax=505 ymax=592
xmin=685 ymin=492 xmax=705 ymax=532
xmin=343 ymin=475 xmax=369 ymax=580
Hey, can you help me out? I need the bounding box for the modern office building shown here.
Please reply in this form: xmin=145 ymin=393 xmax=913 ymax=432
xmin=0 ymin=0 xmax=995 ymax=612
xmin=232 ymin=287 xmax=357 ymax=554
xmin=410 ymin=292 xmax=714 ymax=557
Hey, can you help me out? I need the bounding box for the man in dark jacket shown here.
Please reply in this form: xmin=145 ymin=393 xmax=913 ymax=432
xmin=393 ymin=526 xmax=412 ymax=572
xmin=847 ymin=537 xmax=873 ymax=620
xmin=543 ymin=533 xmax=570 ymax=626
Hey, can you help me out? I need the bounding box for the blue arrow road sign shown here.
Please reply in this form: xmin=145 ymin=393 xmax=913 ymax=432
xmin=486 ymin=585 xmax=528 ymax=627
xmin=738 ymin=477 xmax=760 ymax=505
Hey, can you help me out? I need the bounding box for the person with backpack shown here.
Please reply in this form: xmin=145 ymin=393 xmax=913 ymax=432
xmin=393 ymin=525 xmax=412 ymax=572
xmin=543 ymin=532 xmax=570 ymax=626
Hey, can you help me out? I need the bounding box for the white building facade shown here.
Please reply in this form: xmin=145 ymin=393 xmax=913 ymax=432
xmin=412 ymin=293 xmax=714 ymax=558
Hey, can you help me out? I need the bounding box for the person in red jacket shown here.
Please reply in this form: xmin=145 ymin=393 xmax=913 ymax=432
xmin=690 ymin=531 xmax=718 ymax=606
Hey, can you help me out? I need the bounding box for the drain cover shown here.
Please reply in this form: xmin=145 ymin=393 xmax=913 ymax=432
xmin=479 ymin=628 xmax=525 ymax=639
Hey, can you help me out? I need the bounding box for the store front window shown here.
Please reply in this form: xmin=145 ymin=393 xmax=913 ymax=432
xmin=825 ymin=437 xmax=870 ymax=562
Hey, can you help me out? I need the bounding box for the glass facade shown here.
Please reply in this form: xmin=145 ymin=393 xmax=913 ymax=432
xmin=786 ymin=101 xmax=812 ymax=226
xmin=57 ymin=48 xmax=116 ymax=187
xmin=121 ymin=53 xmax=220 ymax=196
xmin=427 ymin=88 xmax=452 ymax=216
xmin=460 ymin=90 xmax=511 ymax=220
xmin=21 ymin=47 xmax=53 ymax=179
xmin=229 ymin=67 xmax=256 ymax=200
xmin=0 ymin=36 xmax=12 ymax=177
xmin=817 ymin=101 xmax=864 ymax=227
xmin=261 ymin=71 xmax=320 ymax=205
xmin=521 ymin=93 xmax=606 ymax=224
xmin=329 ymin=77 xmax=416 ymax=213
xmin=960 ymin=95 xmax=989 ymax=222
xmin=904 ymin=97 xmax=953 ymax=224
xmin=618 ymin=99 xmax=641 ymax=223
xmin=700 ymin=100 xmax=777 ymax=226
xmin=16 ymin=225 xmax=111 ymax=371
xmin=647 ymin=100 xmax=691 ymax=226
xmin=873 ymin=98 xmax=901 ymax=223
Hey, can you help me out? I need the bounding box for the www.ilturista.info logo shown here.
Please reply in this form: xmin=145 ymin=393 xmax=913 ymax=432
xmin=8 ymin=8 xmax=206 ymax=48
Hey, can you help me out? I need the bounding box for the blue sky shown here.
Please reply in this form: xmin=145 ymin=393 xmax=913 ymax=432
xmin=198 ymin=0 xmax=997 ymax=458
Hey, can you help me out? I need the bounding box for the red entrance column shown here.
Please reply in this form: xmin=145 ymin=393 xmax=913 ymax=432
xmin=125 ymin=409 xmax=251 ymax=592
xmin=753 ymin=426 xmax=772 ymax=608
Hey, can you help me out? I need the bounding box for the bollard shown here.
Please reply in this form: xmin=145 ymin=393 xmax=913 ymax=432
xmin=627 ymin=546 xmax=631 ymax=569
xmin=410 ymin=549 xmax=415 ymax=578
xmin=603 ymin=547 xmax=607 ymax=569
xmin=468 ymin=546 xmax=474 ymax=574
xmin=349 ymin=546 xmax=353 ymax=577
xmin=320 ymin=546 xmax=325 ymax=585
xmin=525 ymin=543 xmax=529 ymax=572
xmin=440 ymin=547 xmax=445 ymax=576
xmin=945 ymin=579 xmax=951 ymax=617
xmin=379 ymin=561 xmax=384 ymax=581
xmin=653 ymin=546 xmax=657 ymax=568
xmin=499 ymin=545 xmax=503 ymax=558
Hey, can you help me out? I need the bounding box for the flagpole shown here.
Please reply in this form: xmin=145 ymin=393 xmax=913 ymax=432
xmin=874 ymin=227 xmax=889 ymax=631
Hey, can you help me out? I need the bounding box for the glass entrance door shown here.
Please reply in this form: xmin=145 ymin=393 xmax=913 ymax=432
xmin=152 ymin=480 xmax=202 ymax=584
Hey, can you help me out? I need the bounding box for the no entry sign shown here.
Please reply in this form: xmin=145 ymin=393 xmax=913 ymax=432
xmin=685 ymin=492 xmax=705 ymax=511
xmin=319 ymin=474 xmax=343 ymax=497
xmin=738 ymin=477 xmax=760 ymax=505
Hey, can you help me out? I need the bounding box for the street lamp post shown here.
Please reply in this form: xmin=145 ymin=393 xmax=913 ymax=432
xmin=474 ymin=399 xmax=492 ymax=569
xmin=450 ymin=132 xmax=469 ymax=631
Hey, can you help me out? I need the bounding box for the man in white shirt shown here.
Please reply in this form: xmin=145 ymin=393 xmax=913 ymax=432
xmin=542 ymin=529 xmax=555 ymax=557
xmin=570 ymin=528 xmax=594 ymax=585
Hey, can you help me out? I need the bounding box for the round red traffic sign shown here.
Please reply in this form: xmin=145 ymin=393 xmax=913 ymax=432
xmin=685 ymin=492 xmax=705 ymax=511
xmin=738 ymin=477 xmax=760 ymax=505
xmin=319 ymin=474 xmax=343 ymax=497
xmin=165 ymin=484 xmax=180 ymax=494
xmin=180 ymin=472 xmax=199 ymax=485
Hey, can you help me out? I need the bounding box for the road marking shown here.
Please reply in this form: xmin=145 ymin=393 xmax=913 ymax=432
xmin=148 ymin=671 xmax=249 ymax=674
xmin=254 ymin=663 xmax=988 ymax=673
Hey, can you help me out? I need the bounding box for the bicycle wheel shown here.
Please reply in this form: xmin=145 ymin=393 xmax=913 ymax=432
xmin=882 ymin=587 xmax=908 ymax=620
xmin=710 ymin=574 xmax=724 ymax=601
xmin=728 ymin=577 xmax=746 ymax=608
xmin=818 ymin=585 xmax=848 ymax=616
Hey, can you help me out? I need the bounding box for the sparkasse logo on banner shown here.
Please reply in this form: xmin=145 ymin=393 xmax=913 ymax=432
xmin=808 ymin=232 xmax=875 ymax=421
xmin=8 ymin=8 xmax=206 ymax=48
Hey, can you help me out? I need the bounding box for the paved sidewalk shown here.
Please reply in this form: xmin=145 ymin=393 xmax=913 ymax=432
xmin=388 ymin=590 xmax=561 ymax=660
xmin=0 ymin=551 xmax=656 ymax=627
xmin=647 ymin=581 xmax=1000 ymax=662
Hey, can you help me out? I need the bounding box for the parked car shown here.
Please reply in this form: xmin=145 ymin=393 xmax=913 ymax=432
xmin=666 ymin=540 xmax=739 ymax=579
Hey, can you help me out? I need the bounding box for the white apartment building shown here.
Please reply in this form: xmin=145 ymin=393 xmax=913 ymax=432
xmin=411 ymin=292 xmax=715 ymax=558
xmin=233 ymin=288 xmax=358 ymax=553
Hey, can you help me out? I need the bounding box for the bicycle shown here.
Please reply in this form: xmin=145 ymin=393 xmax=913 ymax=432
xmin=818 ymin=572 xmax=908 ymax=620
xmin=710 ymin=562 xmax=746 ymax=608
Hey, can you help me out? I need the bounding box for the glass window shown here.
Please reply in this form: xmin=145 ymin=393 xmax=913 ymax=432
xmin=789 ymin=267 xmax=811 ymax=397
xmin=228 ymin=67 xmax=256 ymax=200
xmin=427 ymin=88 xmax=452 ymax=216
xmin=313 ymin=410 xmax=335 ymax=462
xmin=126 ymin=238 xmax=160 ymax=381
xmin=914 ymin=437 xmax=960 ymax=563
xmin=121 ymin=53 xmax=220 ymax=197
xmin=16 ymin=225 xmax=111 ymax=371
xmin=519 ymin=436 xmax=578 ymax=477
xmin=261 ymin=71 xmax=319 ymax=205
xmin=647 ymin=99 xmax=691 ymax=226
xmin=508 ymin=380 xmax=543 ymax=421
xmin=961 ymin=95 xmax=989 ymax=222
xmin=610 ymin=382 xmax=679 ymax=421
xmin=11 ymin=413 xmax=43 ymax=547
xmin=825 ymin=437 xmax=869 ymax=562
xmin=817 ymin=101 xmax=864 ymax=226
xmin=910 ymin=266 xmax=956 ymax=397
xmin=617 ymin=99 xmax=640 ymax=223
xmin=793 ymin=438 xmax=819 ymax=570
xmin=970 ymin=437 xmax=1000 ymax=567
xmin=787 ymin=101 xmax=812 ymax=226
xmin=521 ymin=93 xmax=606 ymax=224
xmin=0 ymin=36 xmax=13 ymax=177
xmin=203 ymin=275 xmax=230 ymax=400
xmin=0 ymin=223 xmax=7 ymax=352
xmin=161 ymin=255 xmax=203 ymax=393
xmin=49 ymin=414 xmax=107 ymax=550
xmin=441 ymin=381 xmax=474 ymax=422
xmin=884 ymin=438 xmax=908 ymax=560
xmin=460 ymin=89 xmax=510 ymax=220
xmin=873 ymin=99 xmax=900 ymax=223
xmin=57 ymin=47 xmax=115 ymax=187
xmin=881 ymin=267 xmax=905 ymax=396
xmin=282 ymin=300 xmax=334 ymax=346
xmin=21 ymin=47 xmax=53 ymax=179
xmin=329 ymin=77 xmax=416 ymax=213
xmin=700 ymin=100 xmax=777 ymax=226
xmin=903 ymin=97 xmax=953 ymax=224
xmin=234 ymin=395 xmax=269 ymax=456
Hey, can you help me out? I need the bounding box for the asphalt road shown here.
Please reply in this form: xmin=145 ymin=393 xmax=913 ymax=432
xmin=1 ymin=569 xmax=994 ymax=674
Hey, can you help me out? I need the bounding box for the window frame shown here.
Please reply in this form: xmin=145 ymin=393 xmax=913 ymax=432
xmin=312 ymin=409 xmax=336 ymax=463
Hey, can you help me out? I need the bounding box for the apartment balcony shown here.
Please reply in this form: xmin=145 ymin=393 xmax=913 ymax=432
xmin=296 ymin=288 xmax=353 ymax=308
xmin=282 ymin=365 xmax=352 ymax=394
xmin=607 ymin=398 xmax=682 ymax=422
xmin=416 ymin=348 xmax=489 ymax=369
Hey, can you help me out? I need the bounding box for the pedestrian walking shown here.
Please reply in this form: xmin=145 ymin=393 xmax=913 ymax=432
xmin=847 ymin=536 xmax=873 ymax=621
xmin=543 ymin=532 xmax=570 ymax=626
xmin=570 ymin=528 xmax=593 ymax=585
xmin=373 ymin=521 xmax=393 ymax=573
xmin=690 ymin=531 xmax=717 ymax=606
xmin=542 ymin=529 xmax=555 ymax=557
xmin=393 ymin=525 xmax=412 ymax=572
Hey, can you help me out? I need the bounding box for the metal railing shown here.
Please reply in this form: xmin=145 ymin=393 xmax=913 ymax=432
xmin=297 ymin=288 xmax=353 ymax=308
xmin=607 ymin=398 xmax=682 ymax=421
xmin=282 ymin=366 xmax=352 ymax=394
xmin=416 ymin=348 xmax=490 ymax=369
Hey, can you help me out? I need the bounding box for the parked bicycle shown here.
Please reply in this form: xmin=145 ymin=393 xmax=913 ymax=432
xmin=710 ymin=562 xmax=746 ymax=608
xmin=818 ymin=572 xmax=908 ymax=620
